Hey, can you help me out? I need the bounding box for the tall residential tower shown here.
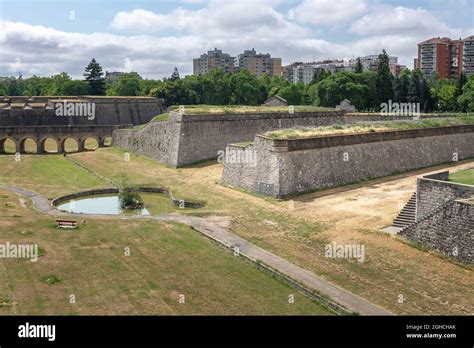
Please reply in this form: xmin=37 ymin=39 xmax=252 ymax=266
xmin=193 ymin=48 xmax=236 ymax=75
xmin=416 ymin=36 xmax=474 ymax=78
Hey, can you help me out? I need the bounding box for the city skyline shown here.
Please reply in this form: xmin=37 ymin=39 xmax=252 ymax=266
xmin=1 ymin=0 xmax=473 ymax=79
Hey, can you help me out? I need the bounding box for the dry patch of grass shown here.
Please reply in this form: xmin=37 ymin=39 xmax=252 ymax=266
xmin=169 ymin=105 xmax=334 ymax=114
xmin=266 ymin=115 xmax=474 ymax=139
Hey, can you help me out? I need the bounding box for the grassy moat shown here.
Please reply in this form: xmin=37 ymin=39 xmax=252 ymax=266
xmin=0 ymin=140 xmax=473 ymax=315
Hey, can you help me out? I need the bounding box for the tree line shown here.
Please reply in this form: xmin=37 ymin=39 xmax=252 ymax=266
xmin=1 ymin=52 xmax=473 ymax=112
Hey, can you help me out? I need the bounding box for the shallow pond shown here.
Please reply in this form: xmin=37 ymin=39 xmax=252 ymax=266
xmin=56 ymin=193 xmax=180 ymax=215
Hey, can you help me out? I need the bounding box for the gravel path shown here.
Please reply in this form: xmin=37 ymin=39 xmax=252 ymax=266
xmin=0 ymin=185 xmax=54 ymax=213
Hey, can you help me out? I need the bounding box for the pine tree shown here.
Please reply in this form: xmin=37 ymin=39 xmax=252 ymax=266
xmin=456 ymin=72 xmax=467 ymax=97
xmin=310 ymin=69 xmax=331 ymax=84
xmin=170 ymin=67 xmax=180 ymax=81
xmin=354 ymin=58 xmax=363 ymax=73
xmin=393 ymin=70 xmax=410 ymax=103
xmin=375 ymin=49 xmax=394 ymax=108
xmin=408 ymin=69 xmax=421 ymax=104
xmin=83 ymin=58 xmax=105 ymax=95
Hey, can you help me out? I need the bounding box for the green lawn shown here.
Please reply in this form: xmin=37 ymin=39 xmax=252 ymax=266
xmin=152 ymin=113 xmax=169 ymax=122
xmin=449 ymin=169 xmax=474 ymax=186
xmin=0 ymin=189 xmax=332 ymax=315
xmin=0 ymin=155 xmax=106 ymax=198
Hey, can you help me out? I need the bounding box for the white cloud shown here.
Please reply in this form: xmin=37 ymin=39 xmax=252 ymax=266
xmin=111 ymin=9 xmax=174 ymax=32
xmin=1 ymin=19 xmax=419 ymax=79
xmin=0 ymin=20 xmax=207 ymax=79
xmin=294 ymin=0 xmax=368 ymax=26
xmin=350 ymin=5 xmax=463 ymax=37
xmin=0 ymin=1 xmax=471 ymax=79
xmin=110 ymin=0 xmax=308 ymax=39
xmin=109 ymin=4 xmax=192 ymax=33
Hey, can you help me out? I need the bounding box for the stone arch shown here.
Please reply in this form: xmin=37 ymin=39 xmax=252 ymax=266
xmin=40 ymin=137 xmax=60 ymax=154
xmin=60 ymin=137 xmax=80 ymax=153
xmin=103 ymin=136 xmax=113 ymax=147
xmin=20 ymin=137 xmax=40 ymax=154
xmin=1 ymin=137 xmax=20 ymax=154
xmin=80 ymin=136 xmax=100 ymax=151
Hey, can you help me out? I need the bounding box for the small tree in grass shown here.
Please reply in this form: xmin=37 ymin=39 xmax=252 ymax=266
xmin=118 ymin=174 xmax=144 ymax=209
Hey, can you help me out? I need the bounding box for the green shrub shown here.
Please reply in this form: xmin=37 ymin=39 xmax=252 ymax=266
xmin=117 ymin=174 xmax=144 ymax=209
xmin=40 ymin=275 xmax=62 ymax=285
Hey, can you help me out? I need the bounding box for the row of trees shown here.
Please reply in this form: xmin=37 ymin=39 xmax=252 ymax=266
xmin=0 ymin=59 xmax=106 ymax=96
xmin=1 ymin=54 xmax=474 ymax=112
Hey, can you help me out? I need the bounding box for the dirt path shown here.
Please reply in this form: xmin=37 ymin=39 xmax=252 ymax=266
xmin=0 ymin=185 xmax=54 ymax=213
xmin=0 ymin=185 xmax=391 ymax=315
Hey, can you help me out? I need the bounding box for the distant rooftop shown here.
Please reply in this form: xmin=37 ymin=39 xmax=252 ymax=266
xmin=419 ymin=37 xmax=453 ymax=45
xmin=419 ymin=36 xmax=474 ymax=45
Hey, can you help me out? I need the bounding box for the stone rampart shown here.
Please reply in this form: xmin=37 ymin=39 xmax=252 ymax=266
xmin=113 ymin=110 xmax=445 ymax=167
xmin=0 ymin=96 xmax=163 ymax=126
xmin=222 ymin=125 xmax=474 ymax=197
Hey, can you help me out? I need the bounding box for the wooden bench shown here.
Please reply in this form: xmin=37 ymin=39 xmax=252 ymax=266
xmin=56 ymin=219 xmax=78 ymax=229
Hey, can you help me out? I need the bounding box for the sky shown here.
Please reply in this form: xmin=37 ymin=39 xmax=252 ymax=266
xmin=0 ymin=0 xmax=473 ymax=79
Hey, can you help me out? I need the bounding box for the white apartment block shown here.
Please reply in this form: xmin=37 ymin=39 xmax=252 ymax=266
xmin=283 ymin=60 xmax=348 ymax=84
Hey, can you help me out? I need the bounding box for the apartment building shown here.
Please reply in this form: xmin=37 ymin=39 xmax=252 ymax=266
xmin=282 ymin=60 xmax=348 ymax=84
xmin=415 ymin=36 xmax=473 ymax=78
xmin=349 ymin=55 xmax=404 ymax=76
xmin=236 ymin=49 xmax=282 ymax=77
xmin=193 ymin=48 xmax=236 ymax=75
xmin=315 ymin=60 xmax=349 ymax=74
xmin=282 ymin=63 xmax=314 ymax=84
xmin=389 ymin=63 xmax=406 ymax=77
xmin=463 ymin=35 xmax=474 ymax=76
xmin=356 ymin=55 xmax=398 ymax=71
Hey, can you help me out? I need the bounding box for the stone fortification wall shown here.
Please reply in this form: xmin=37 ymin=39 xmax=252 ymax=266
xmin=400 ymin=199 xmax=473 ymax=264
xmin=0 ymin=96 xmax=162 ymax=126
xmin=222 ymin=125 xmax=474 ymax=197
xmin=113 ymin=109 xmax=445 ymax=167
xmin=415 ymin=171 xmax=474 ymax=219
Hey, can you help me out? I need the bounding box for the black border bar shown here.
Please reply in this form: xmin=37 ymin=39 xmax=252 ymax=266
xmin=0 ymin=315 xmax=472 ymax=346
